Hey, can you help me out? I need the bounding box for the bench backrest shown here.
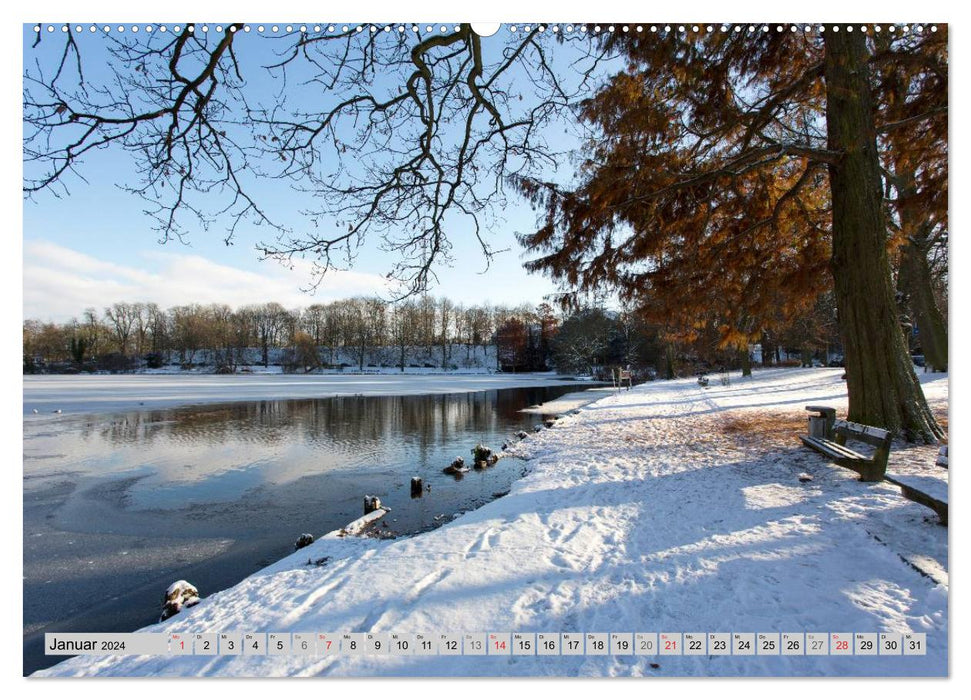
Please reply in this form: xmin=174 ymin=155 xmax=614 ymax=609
xmin=833 ymin=419 xmax=892 ymax=447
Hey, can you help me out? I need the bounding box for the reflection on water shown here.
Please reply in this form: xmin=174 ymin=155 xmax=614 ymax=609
xmin=31 ymin=388 xmax=562 ymax=513
xmin=22 ymin=384 xmax=585 ymax=674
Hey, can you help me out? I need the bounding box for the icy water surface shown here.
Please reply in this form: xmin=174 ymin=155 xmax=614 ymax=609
xmin=23 ymin=383 xmax=592 ymax=674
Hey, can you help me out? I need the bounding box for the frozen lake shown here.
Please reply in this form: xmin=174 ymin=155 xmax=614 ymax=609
xmin=23 ymin=377 xmax=603 ymax=674
xmin=23 ymin=372 xmax=590 ymax=416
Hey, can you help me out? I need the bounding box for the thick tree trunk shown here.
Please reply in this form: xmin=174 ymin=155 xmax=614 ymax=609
xmin=740 ymin=346 xmax=752 ymax=376
xmin=898 ymin=237 xmax=948 ymax=371
xmin=824 ymin=29 xmax=942 ymax=442
xmin=801 ymin=347 xmax=812 ymax=368
xmin=663 ymin=344 xmax=675 ymax=380
xmin=893 ymin=169 xmax=948 ymax=372
xmin=879 ymin=44 xmax=948 ymax=374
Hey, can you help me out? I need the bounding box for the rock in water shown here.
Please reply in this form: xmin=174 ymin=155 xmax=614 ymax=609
xmin=798 ymin=473 xmax=814 ymax=483
xmin=516 ymin=431 xmax=528 ymax=440
xmin=161 ymin=580 xmax=200 ymax=622
xmin=487 ymin=454 xmax=500 ymax=466
xmin=937 ymin=445 xmax=948 ymax=468
xmin=411 ymin=477 xmax=423 ymax=497
xmin=471 ymin=443 xmax=494 ymax=462
xmin=443 ymin=456 xmax=468 ymax=474
xmin=160 ymin=600 xmax=182 ymax=621
xmin=164 ymin=580 xmax=199 ymax=603
xmin=544 ymin=419 xmax=556 ymax=428
xmin=295 ymin=533 xmax=315 ymax=550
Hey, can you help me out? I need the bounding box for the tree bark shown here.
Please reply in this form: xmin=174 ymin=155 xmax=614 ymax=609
xmin=898 ymin=237 xmax=948 ymax=372
xmin=824 ymin=29 xmax=943 ymax=442
xmin=893 ymin=170 xmax=948 ymax=372
xmin=740 ymin=346 xmax=752 ymax=376
xmin=801 ymin=347 xmax=812 ymax=368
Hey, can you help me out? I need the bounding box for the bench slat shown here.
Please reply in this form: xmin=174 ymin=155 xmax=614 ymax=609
xmin=800 ymin=436 xmax=866 ymax=462
xmin=833 ymin=419 xmax=891 ymax=443
xmin=803 ymin=436 xmax=861 ymax=457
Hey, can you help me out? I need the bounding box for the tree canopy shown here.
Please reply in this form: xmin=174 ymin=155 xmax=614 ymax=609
xmin=517 ymin=26 xmax=945 ymax=347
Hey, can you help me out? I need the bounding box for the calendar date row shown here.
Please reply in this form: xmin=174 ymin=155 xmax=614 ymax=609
xmin=47 ymin=632 xmax=927 ymax=657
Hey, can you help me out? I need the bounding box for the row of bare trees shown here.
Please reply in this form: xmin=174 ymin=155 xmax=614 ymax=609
xmin=26 ymin=292 xmax=859 ymax=378
xmin=23 ymin=297 xmax=553 ymax=373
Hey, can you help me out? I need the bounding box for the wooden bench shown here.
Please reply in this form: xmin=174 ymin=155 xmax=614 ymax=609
xmin=800 ymin=409 xmax=892 ymax=482
xmin=883 ymin=472 xmax=948 ymax=525
xmin=800 ymin=406 xmax=948 ymax=524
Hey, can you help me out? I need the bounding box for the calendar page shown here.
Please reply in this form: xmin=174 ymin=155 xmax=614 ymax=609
xmin=19 ymin=0 xmax=950 ymax=688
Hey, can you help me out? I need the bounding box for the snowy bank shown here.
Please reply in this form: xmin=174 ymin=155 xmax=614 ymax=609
xmin=22 ymin=372 xmax=579 ymax=417
xmin=36 ymin=368 xmax=948 ymax=677
xmin=518 ymin=386 xmax=618 ymax=415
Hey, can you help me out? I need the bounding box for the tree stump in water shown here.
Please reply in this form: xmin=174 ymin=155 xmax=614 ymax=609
xmin=363 ymin=495 xmax=382 ymax=514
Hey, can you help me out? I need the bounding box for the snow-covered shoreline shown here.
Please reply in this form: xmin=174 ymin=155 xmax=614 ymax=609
xmin=22 ymin=372 xmax=592 ymax=417
xmin=35 ymin=368 xmax=948 ymax=677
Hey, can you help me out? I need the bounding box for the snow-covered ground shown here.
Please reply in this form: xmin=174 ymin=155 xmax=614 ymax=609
xmin=22 ymin=373 xmax=583 ymax=417
xmin=35 ymin=368 xmax=948 ymax=677
xmin=518 ymin=387 xmax=618 ymax=415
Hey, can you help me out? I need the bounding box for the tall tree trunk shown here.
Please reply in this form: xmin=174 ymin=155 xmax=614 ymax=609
xmin=740 ymin=346 xmax=752 ymax=376
xmin=878 ymin=40 xmax=948 ymax=375
xmin=760 ymin=331 xmax=774 ymax=367
xmin=893 ymin=169 xmax=948 ymax=372
xmin=898 ymin=236 xmax=948 ymax=372
xmin=801 ymin=347 xmax=812 ymax=368
xmin=824 ymin=29 xmax=942 ymax=442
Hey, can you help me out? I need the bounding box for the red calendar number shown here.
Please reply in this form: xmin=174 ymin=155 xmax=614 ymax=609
xmin=836 ymin=640 xmax=849 ymax=651
xmin=665 ymin=640 xmax=677 ymax=650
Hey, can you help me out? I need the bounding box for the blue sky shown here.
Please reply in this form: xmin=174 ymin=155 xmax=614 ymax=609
xmin=22 ymin=23 xmax=593 ymax=321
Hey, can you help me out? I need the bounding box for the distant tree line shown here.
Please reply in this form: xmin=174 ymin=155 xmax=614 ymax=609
xmin=25 ymin=294 xmax=857 ymax=378
xmin=23 ymin=297 xmax=554 ymax=374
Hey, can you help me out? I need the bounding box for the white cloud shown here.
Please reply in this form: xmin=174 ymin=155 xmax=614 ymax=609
xmin=23 ymin=240 xmax=391 ymax=321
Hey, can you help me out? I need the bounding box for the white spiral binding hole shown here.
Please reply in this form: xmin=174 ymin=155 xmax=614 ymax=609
xmin=33 ymin=24 xmax=938 ymax=35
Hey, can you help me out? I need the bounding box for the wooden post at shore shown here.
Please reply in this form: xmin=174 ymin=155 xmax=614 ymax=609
xmin=363 ymin=495 xmax=382 ymax=515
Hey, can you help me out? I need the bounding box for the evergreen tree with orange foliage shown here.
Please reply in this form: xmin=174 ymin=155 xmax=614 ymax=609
xmin=517 ymin=25 xmax=945 ymax=442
